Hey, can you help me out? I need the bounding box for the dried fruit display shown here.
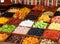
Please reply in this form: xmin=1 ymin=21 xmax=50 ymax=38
xmin=54 ymin=11 xmax=60 ymax=16
xmin=8 ymin=8 xmax=20 ymax=13
xmin=33 ymin=21 xmax=48 ymax=29
xmin=0 ymin=17 xmax=9 ymax=24
xmin=57 ymin=7 xmax=60 ymax=11
xmin=40 ymin=39 xmax=57 ymax=44
xmin=19 ymin=20 xmax=34 ymax=27
xmin=48 ymin=22 xmax=60 ymax=30
xmin=6 ymin=34 xmax=22 ymax=44
xmin=0 ymin=33 xmax=9 ymax=42
xmin=27 ymin=28 xmax=44 ymax=36
xmin=7 ymin=18 xmax=22 ymax=26
xmin=22 ymin=37 xmax=39 ymax=44
xmin=13 ymin=7 xmax=31 ymax=20
xmin=32 ymin=5 xmax=45 ymax=11
xmin=51 ymin=16 xmax=60 ymax=23
xmin=38 ymin=14 xmax=51 ymax=22
xmin=41 ymin=11 xmax=54 ymax=16
xmin=0 ymin=24 xmax=16 ymax=33
xmin=2 ymin=12 xmax=14 ymax=18
xmin=25 ymin=14 xmax=38 ymax=20
xmin=13 ymin=26 xmax=30 ymax=34
xmin=43 ymin=30 xmax=60 ymax=41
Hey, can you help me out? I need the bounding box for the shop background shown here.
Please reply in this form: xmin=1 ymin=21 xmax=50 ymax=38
xmin=0 ymin=0 xmax=60 ymax=6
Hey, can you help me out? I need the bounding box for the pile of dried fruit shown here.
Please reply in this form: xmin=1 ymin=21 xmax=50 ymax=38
xmin=13 ymin=7 xmax=31 ymax=20
xmin=22 ymin=37 xmax=39 ymax=44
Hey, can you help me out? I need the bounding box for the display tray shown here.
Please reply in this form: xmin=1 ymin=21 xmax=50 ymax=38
xmin=0 ymin=4 xmax=60 ymax=44
xmin=0 ymin=32 xmax=58 ymax=44
xmin=0 ymin=32 xmax=40 ymax=44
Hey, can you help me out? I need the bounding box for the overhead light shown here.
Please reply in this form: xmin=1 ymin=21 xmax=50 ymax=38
xmin=0 ymin=0 xmax=4 ymax=3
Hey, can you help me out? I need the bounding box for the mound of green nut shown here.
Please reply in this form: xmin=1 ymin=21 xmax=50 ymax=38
xmin=33 ymin=21 xmax=48 ymax=29
xmin=0 ymin=24 xmax=16 ymax=33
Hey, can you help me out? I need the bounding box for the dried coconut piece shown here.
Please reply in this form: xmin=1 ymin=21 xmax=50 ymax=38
xmin=19 ymin=20 xmax=34 ymax=27
xmin=13 ymin=26 xmax=30 ymax=34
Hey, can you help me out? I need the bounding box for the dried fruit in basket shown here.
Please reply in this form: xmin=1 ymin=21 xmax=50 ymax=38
xmin=0 ymin=33 xmax=9 ymax=42
xmin=7 ymin=18 xmax=22 ymax=26
xmin=6 ymin=34 xmax=22 ymax=43
xmin=8 ymin=8 xmax=20 ymax=13
xmin=0 ymin=17 xmax=9 ymax=24
xmin=25 ymin=14 xmax=38 ymax=20
xmin=41 ymin=11 xmax=54 ymax=16
xmin=22 ymin=37 xmax=39 ymax=44
xmin=13 ymin=26 xmax=30 ymax=34
xmin=43 ymin=30 xmax=60 ymax=41
xmin=32 ymin=5 xmax=45 ymax=11
xmin=51 ymin=16 xmax=60 ymax=23
xmin=27 ymin=28 xmax=44 ymax=36
xmin=33 ymin=21 xmax=48 ymax=29
xmin=19 ymin=20 xmax=34 ymax=27
xmin=48 ymin=22 xmax=60 ymax=30
xmin=38 ymin=14 xmax=51 ymax=22
xmin=0 ymin=24 xmax=16 ymax=33
xmin=2 ymin=12 xmax=14 ymax=18
xmin=54 ymin=11 xmax=60 ymax=16
xmin=40 ymin=39 xmax=57 ymax=44
xmin=57 ymin=7 xmax=60 ymax=11
xmin=13 ymin=7 xmax=31 ymax=20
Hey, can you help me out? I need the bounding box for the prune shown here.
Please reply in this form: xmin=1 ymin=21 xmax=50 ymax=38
xmin=27 ymin=28 xmax=44 ymax=36
xmin=25 ymin=14 xmax=38 ymax=20
xmin=54 ymin=11 xmax=60 ymax=16
xmin=2 ymin=12 xmax=14 ymax=18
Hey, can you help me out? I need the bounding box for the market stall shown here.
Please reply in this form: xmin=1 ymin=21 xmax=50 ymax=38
xmin=0 ymin=0 xmax=60 ymax=44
